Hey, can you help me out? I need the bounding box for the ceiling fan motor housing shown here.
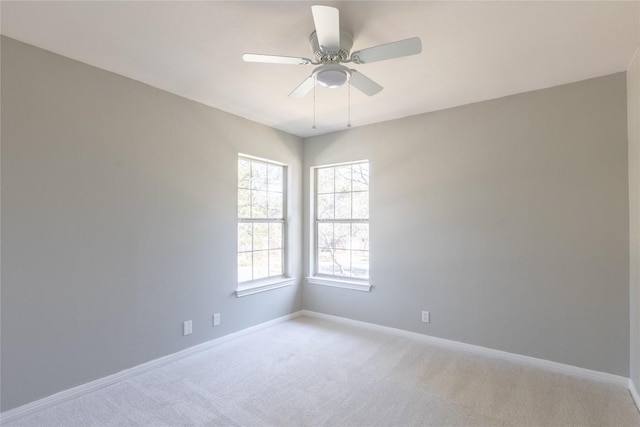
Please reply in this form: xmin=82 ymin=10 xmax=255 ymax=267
xmin=309 ymin=31 xmax=353 ymax=63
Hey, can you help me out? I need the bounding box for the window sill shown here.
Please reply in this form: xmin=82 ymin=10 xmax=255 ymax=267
xmin=306 ymin=276 xmax=371 ymax=292
xmin=236 ymin=277 xmax=295 ymax=298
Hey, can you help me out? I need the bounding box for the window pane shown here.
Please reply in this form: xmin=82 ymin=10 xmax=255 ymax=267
xmin=238 ymin=189 xmax=251 ymax=218
xmin=269 ymin=223 xmax=282 ymax=249
xmin=317 ymin=168 xmax=334 ymax=194
xmin=352 ymin=191 xmax=369 ymax=219
xmin=352 ymin=250 xmax=369 ymax=279
xmin=352 ymin=223 xmax=369 ymax=250
xmin=269 ymin=249 xmax=282 ymax=276
xmin=253 ymin=251 xmax=268 ymax=280
xmin=335 ymin=193 xmax=351 ymax=219
xmin=239 ymin=159 xmax=252 ymax=189
xmin=251 ymin=162 xmax=267 ymax=190
xmin=252 ymin=190 xmax=268 ymax=218
xmin=253 ymin=223 xmax=268 ymax=251
xmin=317 ymin=194 xmax=334 ymax=219
xmin=317 ymin=223 xmax=333 ymax=249
xmin=352 ymin=163 xmax=369 ymax=191
xmin=238 ymin=223 xmax=252 ymax=252
xmin=333 ymin=249 xmax=351 ymax=277
xmin=314 ymin=161 xmax=368 ymax=280
xmin=334 ymin=166 xmax=352 ymax=193
xmin=317 ymin=249 xmax=334 ymax=275
xmin=268 ymin=191 xmax=283 ymax=218
xmin=238 ymin=252 xmax=252 ymax=282
xmin=238 ymin=157 xmax=288 ymax=284
xmin=334 ymin=223 xmax=351 ymax=250
xmin=268 ymin=164 xmax=283 ymax=193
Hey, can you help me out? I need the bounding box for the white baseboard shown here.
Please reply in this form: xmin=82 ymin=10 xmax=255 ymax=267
xmin=630 ymin=379 xmax=640 ymax=413
xmin=0 ymin=310 xmax=304 ymax=425
xmin=301 ymin=310 xmax=630 ymax=388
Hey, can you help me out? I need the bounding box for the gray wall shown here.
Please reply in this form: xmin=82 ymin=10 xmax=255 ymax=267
xmin=0 ymin=37 xmax=304 ymax=411
xmin=629 ymin=46 xmax=640 ymax=387
xmin=629 ymin=4 xmax=640 ymax=393
xmin=303 ymin=73 xmax=630 ymax=377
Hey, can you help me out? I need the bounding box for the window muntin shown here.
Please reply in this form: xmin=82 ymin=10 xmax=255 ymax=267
xmin=314 ymin=161 xmax=369 ymax=280
xmin=238 ymin=157 xmax=286 ymax=283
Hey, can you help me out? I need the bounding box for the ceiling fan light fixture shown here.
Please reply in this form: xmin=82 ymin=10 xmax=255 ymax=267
xmin=316 ymin=68 xmax=349 ymax=88
xmin=313 ymin=64 xmax=350 ymax=89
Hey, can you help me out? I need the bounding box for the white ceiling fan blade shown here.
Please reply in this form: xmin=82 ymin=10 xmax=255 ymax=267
xmin=243 ymin=53 xmax=312 ymax=65
xmin=349 ymin=71 xmax=383 ymax=96
xmin=289 ymin=76 xmax=315 ymax=98
xmin=351 ymin=37 xmax=422 ymax=64
xmin=311 ymin=5 xmax=340 ymax=52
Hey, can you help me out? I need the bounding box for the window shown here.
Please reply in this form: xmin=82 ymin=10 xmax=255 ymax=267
xmin=237 ymin=156 xmax=292 ymax=296
xmin=312 ymin=161 xmax=369 ymax=289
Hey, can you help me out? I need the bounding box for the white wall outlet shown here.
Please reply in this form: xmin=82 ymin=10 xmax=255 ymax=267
xmin=213 ymin=313 xmax=221 ymax=326
xmin=183 ymin=320 xmax=193 ymax=335
xmin=421 ymin=311 xmax=430 ymax=323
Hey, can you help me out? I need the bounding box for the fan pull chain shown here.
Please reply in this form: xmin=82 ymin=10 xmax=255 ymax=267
xmin=312 ymin=76 xmax=317 ymax=130
xmin=347 ymin=83 xmax=352 ymax=128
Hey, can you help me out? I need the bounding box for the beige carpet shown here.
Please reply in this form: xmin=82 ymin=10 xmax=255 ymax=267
xmin=5 ymin=315 xmax=640 ymax=426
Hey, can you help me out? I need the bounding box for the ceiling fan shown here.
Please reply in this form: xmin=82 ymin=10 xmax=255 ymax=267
xmin=243 ymin=5 xmax=422 ymax=98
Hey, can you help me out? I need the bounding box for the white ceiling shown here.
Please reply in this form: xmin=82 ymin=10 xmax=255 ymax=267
xmin=1 ymin=1 xmax=639 ymax=138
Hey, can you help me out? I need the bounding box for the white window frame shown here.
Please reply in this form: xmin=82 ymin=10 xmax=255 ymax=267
xmin=236 ymin=154 xmax=294 ymax=297
xmin=308 ymin=160 xmax=371 ymax=292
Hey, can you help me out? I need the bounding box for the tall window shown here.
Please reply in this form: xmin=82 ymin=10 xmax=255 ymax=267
xmin=238 ymin=156 xmax=286 ymax=283
xmin=314 ymin=161 xmax=369 ymax=280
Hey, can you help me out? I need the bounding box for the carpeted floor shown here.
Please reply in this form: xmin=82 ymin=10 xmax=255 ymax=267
xmin=5 ymin=315 xmax=640 ymax=426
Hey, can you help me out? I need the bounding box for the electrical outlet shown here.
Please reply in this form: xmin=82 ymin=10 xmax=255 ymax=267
xmin=183 ymin=320 xmax=193 ymax=335
xmin=213 ymin=313 xmax=221 ymax=326
xmin=421 ymin=311 xmax=430 ymax=323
